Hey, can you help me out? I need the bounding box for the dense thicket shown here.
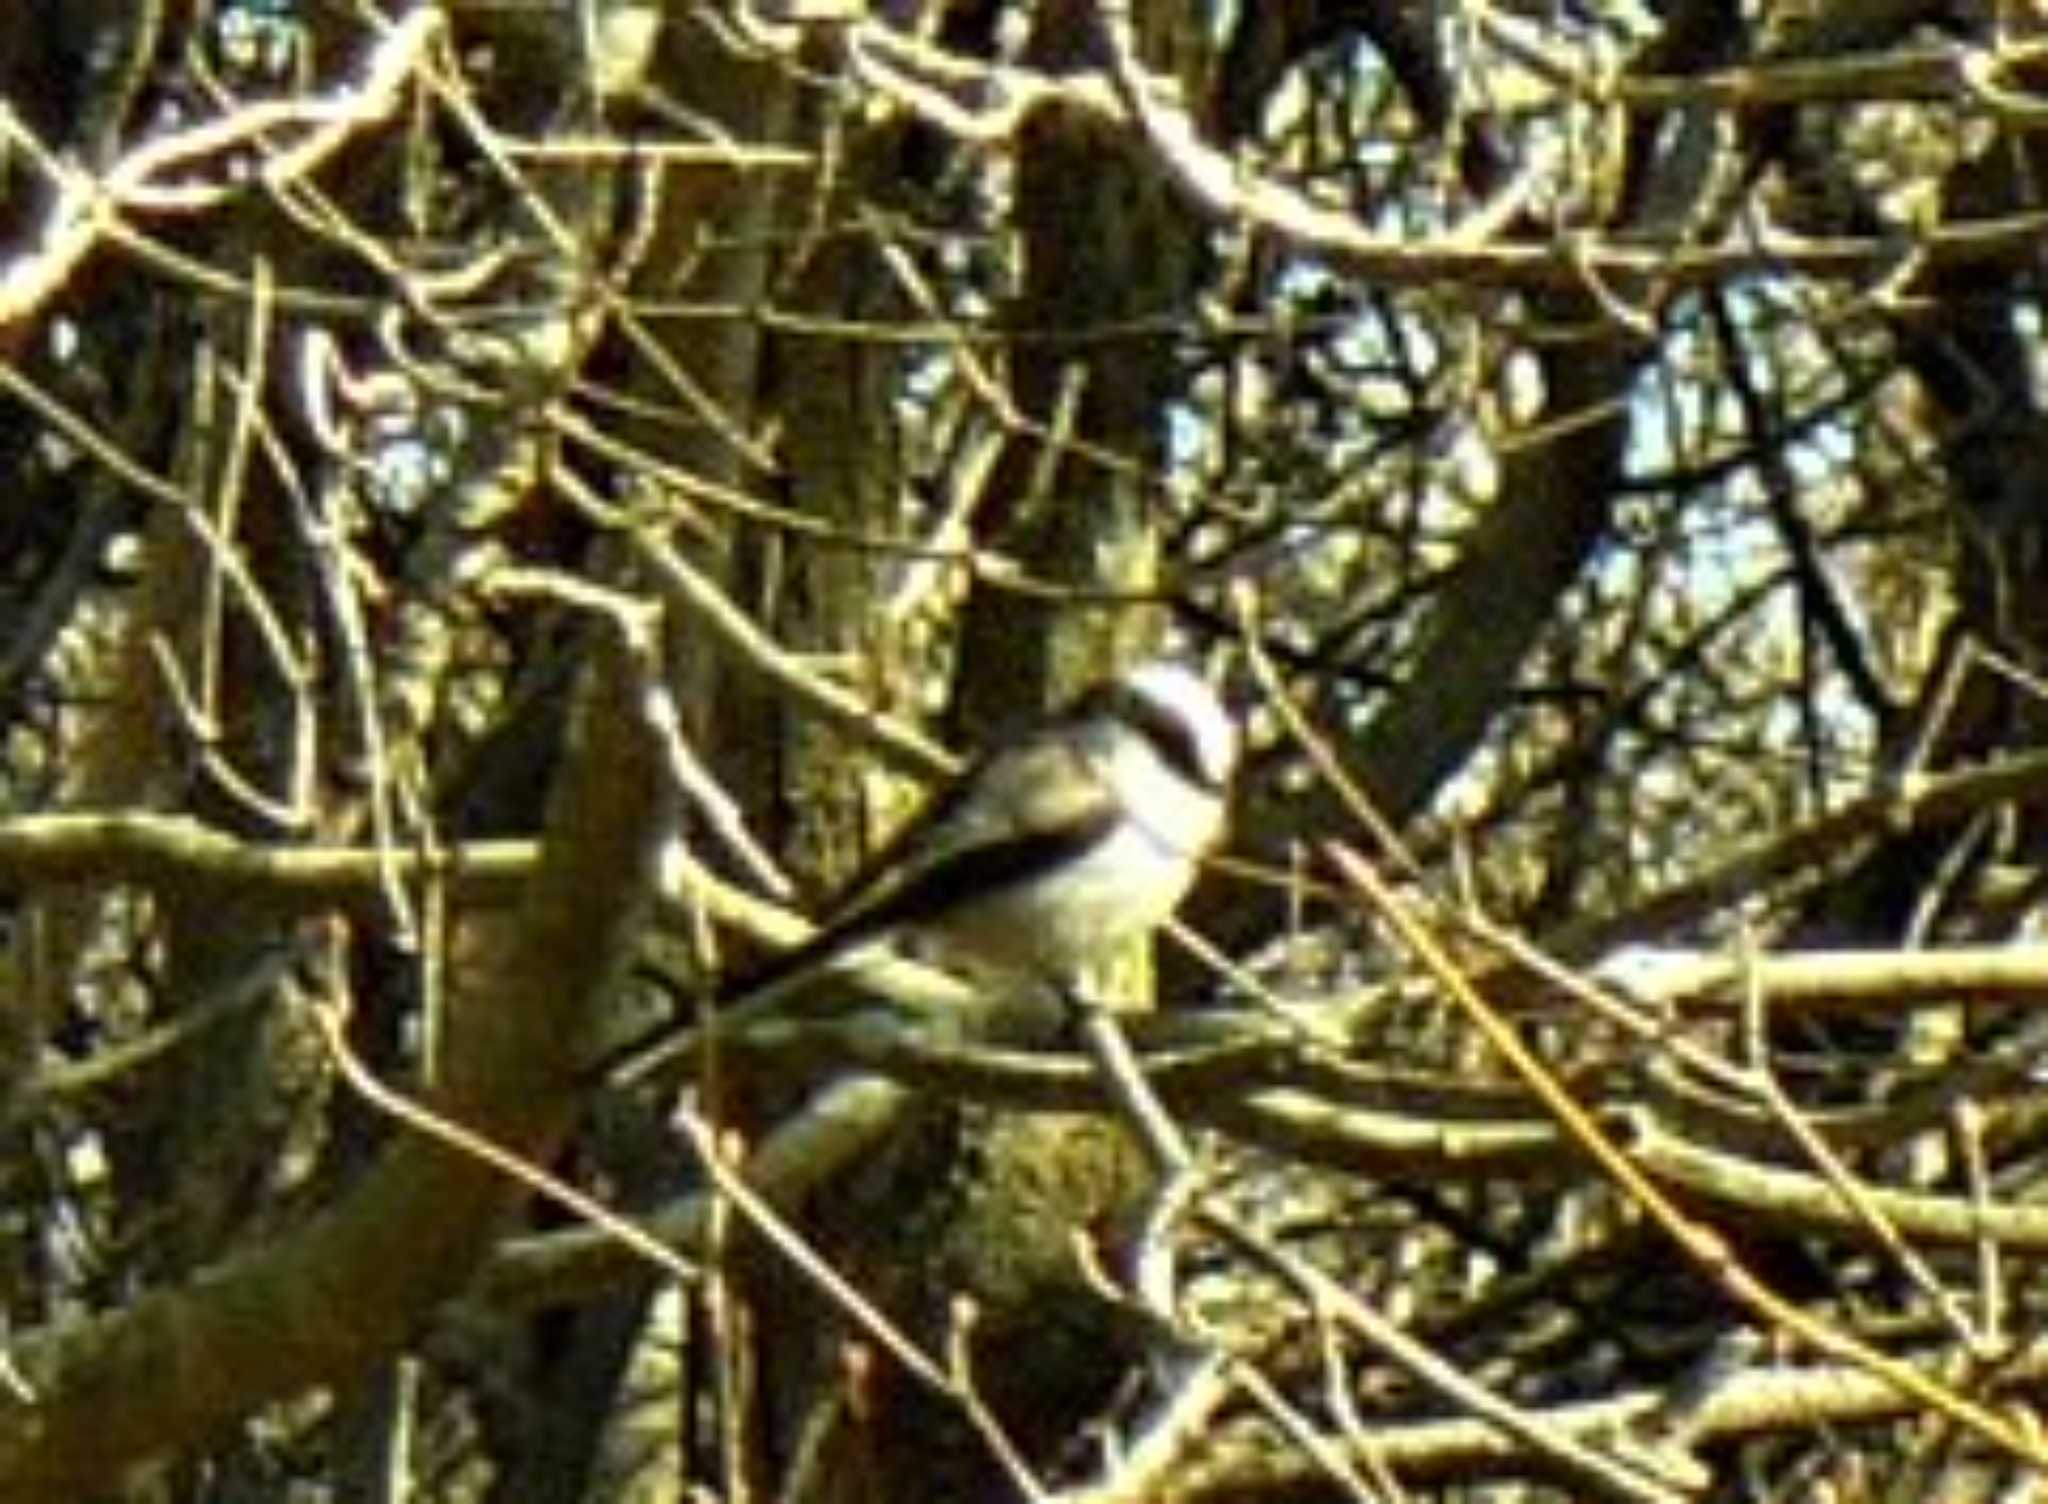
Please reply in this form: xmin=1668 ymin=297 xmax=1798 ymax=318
xmin=0 ymin=2 xmax=2046 ymax=1499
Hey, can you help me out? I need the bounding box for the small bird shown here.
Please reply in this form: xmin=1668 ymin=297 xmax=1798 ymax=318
xmin=598 ymin=660 xmax=1237 ymax=1081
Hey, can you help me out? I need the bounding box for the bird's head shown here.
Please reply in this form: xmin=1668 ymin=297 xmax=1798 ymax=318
xmin=1113 ymin=659 xmax=1239 ymax=797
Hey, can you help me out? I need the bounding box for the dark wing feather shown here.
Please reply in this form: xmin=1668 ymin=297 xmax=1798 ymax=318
xmin=818 ymin=704 xmax=1112 ymax=914
xmin=715 ymin=708 xmax=1119 ymax=992
xmin=585 ymin=692 xmax=1119 ymax=1082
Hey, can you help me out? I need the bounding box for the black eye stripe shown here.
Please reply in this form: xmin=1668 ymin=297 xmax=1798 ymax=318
xmin=1112 ymin=684 xmax=1224 ymax=792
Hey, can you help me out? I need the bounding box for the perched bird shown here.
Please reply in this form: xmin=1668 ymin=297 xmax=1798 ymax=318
xmin=598 ymin=660 xmax=1237 ymax=1081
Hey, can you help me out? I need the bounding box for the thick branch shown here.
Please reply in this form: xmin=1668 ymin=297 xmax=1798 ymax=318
xmin=0 ymin=626 xmax=671 ymax=1493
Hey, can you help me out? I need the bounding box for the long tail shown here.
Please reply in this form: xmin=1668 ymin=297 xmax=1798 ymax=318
xmin=577 ymin=918 xmax=872 ymax=1087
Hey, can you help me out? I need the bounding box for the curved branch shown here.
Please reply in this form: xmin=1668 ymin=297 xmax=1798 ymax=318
xmin=0 ymin=624 xmax=672 ymax=1493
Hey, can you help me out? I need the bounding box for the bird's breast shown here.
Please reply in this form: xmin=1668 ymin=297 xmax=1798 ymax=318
xmin=918 ymin=790 xmax=1221 ymax=978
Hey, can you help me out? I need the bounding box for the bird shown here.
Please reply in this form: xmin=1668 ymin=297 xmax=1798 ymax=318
xmin=595 ymin=659 xmax=1238 ymax=1083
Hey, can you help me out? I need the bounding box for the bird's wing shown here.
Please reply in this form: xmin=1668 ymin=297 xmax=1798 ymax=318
xmin=596 ymin=698 xmax=1123 ymax=1072
xmin=700 ymin=720 xmax=1115 ymax=1007
xmin=829 ymin=717 xmax=1117 ymax=922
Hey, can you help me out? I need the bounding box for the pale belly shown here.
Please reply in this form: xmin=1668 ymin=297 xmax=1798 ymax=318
xmin=910 ymin=815 xmax=1207 ymax=983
